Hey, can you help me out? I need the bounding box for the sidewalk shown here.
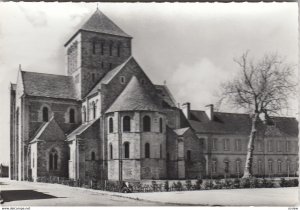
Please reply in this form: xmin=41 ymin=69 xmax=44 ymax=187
xmin=122 ymin=187 xmax=299 ymax=206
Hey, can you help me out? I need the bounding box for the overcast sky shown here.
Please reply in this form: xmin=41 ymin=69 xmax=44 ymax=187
xmin=0 ymin=2 xmax=297 ymax=164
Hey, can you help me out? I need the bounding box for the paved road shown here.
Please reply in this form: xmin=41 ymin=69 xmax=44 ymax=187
xmin=0 ymin=178 xmax=162 ymax=206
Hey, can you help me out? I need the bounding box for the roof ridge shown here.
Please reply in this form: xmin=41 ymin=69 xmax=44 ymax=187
xmin=21 ymin=70 xmax=71 ymax=78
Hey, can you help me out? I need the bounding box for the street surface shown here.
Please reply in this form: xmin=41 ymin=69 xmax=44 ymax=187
xmin=0 ymin=178 xmax=298 ymax=206
xmin=0 ymin=178 xmax=160 ymax=206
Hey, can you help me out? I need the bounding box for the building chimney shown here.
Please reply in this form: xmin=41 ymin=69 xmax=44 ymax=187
xmin=182 ymin=102 xmax=191 ymax=120
xmin=205 ymin=104 xmax=214 ymax=121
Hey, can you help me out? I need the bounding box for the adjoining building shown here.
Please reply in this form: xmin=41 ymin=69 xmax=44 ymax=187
xmin=9 ymin=9 xmax=298 ymax=183
xmin=182 ymin=103 xmax=299 ymax=178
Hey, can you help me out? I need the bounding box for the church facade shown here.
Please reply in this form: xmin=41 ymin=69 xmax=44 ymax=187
xmin=9 ymin=9 xmax=298 ymax=183
xmin=9 ymin=9 xmax=204 ymax=182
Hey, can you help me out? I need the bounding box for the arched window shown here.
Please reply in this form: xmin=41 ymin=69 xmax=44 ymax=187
xmin=143 ymin=115 xmax=151 ymax=132
xmin=69 ymin=108 xmax=75 ymax=123
xmin=124 ymin=142 xmax=130 ymax=158
xmin=109 ymin=117 xmax=114 ymax=133
xmin=92 ymin=40 xmax=96 ymax=54
xmin=49 ymin=149 xmax=58 ymax=170
xmin=93 ymin=102 xmax=96 ymax=119
xmin=110 ymin=144 xmax=113 ymax=159
xmin=123 ymin=116 xmax=131 ymax=132
xmin=187 ymin=150 xmax=191 ymax=161
xmin=82 ymin=106 xmax=87 ymax=122
xmin=117 ymin=43 xmax=121 ymax=57
xmin=109 ymin=42 xmax=113 ymax=56
xmin=43 ymin=107 xmax=49 ymax=122
xmin=145 ymin=143 xmax=150 ymax=158
xmin=91 ymin=151 xmax=95 ymax=161
xmin=159 ymin=118 xmax=163 ymax=133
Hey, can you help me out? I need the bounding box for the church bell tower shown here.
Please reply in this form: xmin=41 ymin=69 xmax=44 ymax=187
xmin=64 ymin=9 xmax=132 ymax=99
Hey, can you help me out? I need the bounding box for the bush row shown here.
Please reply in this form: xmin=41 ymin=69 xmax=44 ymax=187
xmin=28 ymin=176 xmax=298 ymax=193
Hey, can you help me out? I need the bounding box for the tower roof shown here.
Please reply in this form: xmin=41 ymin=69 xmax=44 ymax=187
xmin=81 ymin=9 xmax=131 ymax=37
xmin=106 ymin=76 xmax=161 ymax=113
xmin=65 ymin=9 xmax=131 ymax=46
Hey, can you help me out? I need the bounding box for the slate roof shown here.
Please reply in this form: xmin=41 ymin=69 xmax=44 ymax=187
xmin=65 ymin=9 xmax=131 ymax=46
xmin=30 ymin=117 xmax=66 ymax=143
xmin=81 ymin=9 xmax=131 ymax=38
xmin=67 ymin=118 xmax=100 ymax=140
xmin=21 ymin=71 xmax=77 ymax=100
xmin=86 ymin=57 xmax=132 ymax=97
xmin=154 ymin=85 xmax=177 ymax=108
xmin=106 ymin=76 xmax=161 ymax=113
xmin=189 ymin=110 xmax=298 ymax=137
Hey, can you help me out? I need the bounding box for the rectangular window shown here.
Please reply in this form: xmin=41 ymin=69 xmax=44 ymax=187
xmin=212 ymin=160 xmax=217 ymax=173
xmin=268 ymin=140 xmax=273 ymax=152
xmin=236 ymin=160 xmax=241 ymax=174
xmin=257 ymin=141 xmax=263 ymax=152
xmin=235 ymin=139 xmax=241 ymax=151
xmin=277 ymin=141 xmax=282 ymax=152
xmin=286 ymin=141 xmax=290 ymax=152
xmin=212 ymin=138 xmax=217 ymax=151
xmin=224 ymin=161 xmax=229 ymax=173
xmin=268 ymin=161 xmax=273 ymax=174
xmin=277 ymin=160 xmax=282 ymax=173
xmin=223 ymin=139 xmax=230 ymax=151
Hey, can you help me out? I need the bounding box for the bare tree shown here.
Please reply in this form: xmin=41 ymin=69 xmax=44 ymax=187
xmin=220 ymin=52 xmax=296 ymax=178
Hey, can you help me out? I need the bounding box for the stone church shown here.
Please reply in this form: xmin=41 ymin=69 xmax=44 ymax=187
xmin=10 ymin=9 xmax=298 ymax=183
xmin=10 ymin=9 xmax=204 ymax=182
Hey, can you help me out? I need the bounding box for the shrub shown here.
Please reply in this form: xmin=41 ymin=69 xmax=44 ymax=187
xmin=224 ymin=179 xmax=233 ymax=189
xmin=292 ymin=179 xmax=299 ymax=187
xmin=185 ymin=180 xmax=192 ymax=190
xmin=204 ymin=180 xmax=214 ymax=190
xmin=194 ymin=178 xmax=203 ymax=190
xmin=233 ymin=178 xmax=240 ymax=188
xmin=172 ymin=181 xmax=183 ymax=191
xmin=280 ymin=178 xmax=288 ymax=187
xmin=151 ymin=181 xmax=158 ymax=192
xmin=240 ymin=178 xmax=251 ymax=188
xmin=261 ymin=179 xmax=274 ymax=188
xmin=164 ymin=180 xmax=169 ymax=192
xmin=213 ymin=179 xmax=222 ymax=189
xmin=250 ymin=178 xmax=260 ymax=188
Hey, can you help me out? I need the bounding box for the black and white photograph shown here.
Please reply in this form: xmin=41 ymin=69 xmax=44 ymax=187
xmin=0 ymin=2 xmax=298 ymax=208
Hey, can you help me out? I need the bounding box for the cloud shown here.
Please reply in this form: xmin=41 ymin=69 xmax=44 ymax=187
xmin=18 ymin=6 xmax=48 ymax=27
xmin=169 ymin=58 xmax=233 ymax=110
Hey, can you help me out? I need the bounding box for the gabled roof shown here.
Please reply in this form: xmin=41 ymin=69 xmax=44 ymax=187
xmin=21 ymin=71 xmax=77 ymax=100
xmin=86 ymin=57 xmax=132 ymax=97
xmin=67 ymin=118 xmax=99 ymax=140
xmin=173 ymin=127 xmax=190 ymax=136
xmin=189 ymin=110 xmax=298 ymax=137
xmin=106 ymin=76 xmax=161 ymax=113
xmin=30 ymin=117 xmax=66 ymax=143
xmin=154 ymin=85 xmax=177 ymax=108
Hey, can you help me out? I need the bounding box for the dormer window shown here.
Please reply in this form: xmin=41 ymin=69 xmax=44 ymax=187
xmin=120 ymin=76 xmax=125 ymax=84
xmin=141 ymin=79 xmax=145 ymax=85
